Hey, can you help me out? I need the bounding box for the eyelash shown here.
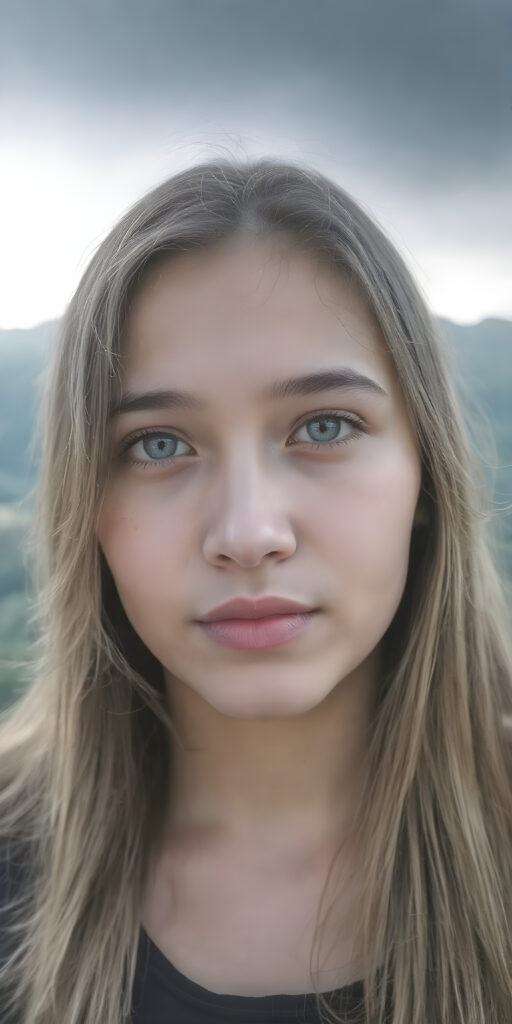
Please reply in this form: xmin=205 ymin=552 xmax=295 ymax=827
xmin=118 ymin=411 xmax=366 ymax=470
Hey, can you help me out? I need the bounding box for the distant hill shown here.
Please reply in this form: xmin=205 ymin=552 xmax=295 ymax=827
xmin=438 ymin=316 xmax=512 ymax=403
xmin=0 ymin=320 xmax=59 ymax=503
xmin=0 ymin=320 xmax=58 ymax=357
xmin=437 ymin=317 xmax=512 ymax=526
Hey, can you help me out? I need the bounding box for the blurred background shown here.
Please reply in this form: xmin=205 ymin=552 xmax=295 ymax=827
xmin=1 ymin=0 xmax=511 ymax=708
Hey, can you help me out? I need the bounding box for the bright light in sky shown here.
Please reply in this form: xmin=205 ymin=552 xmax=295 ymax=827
xmin=409 ymin=248 xmax=512 ymax=325
xmin=1 ymin=142 xmax=511 ymax=329
xmin=0 ymin=143 xmax=168 ymax=329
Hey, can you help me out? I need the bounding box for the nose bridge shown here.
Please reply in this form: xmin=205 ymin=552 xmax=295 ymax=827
xmin=209 ymin=429 xmax=279 ymax=521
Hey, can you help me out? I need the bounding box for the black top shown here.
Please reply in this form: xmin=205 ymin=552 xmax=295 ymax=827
xmin=132 ymin=924 xmax=365 ymax=1021
xmin=1 ymin=840 xmax=367 ymax=1023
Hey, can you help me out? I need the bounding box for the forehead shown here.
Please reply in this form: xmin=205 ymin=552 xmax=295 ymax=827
xmin=121 ymin=234 xmax=395 ymax=393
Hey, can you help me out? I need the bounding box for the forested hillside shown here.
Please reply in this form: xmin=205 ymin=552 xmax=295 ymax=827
xmin=0 ymin=316 xmax=511 ymax=709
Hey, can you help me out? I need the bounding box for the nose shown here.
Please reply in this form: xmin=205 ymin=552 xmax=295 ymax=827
xmin=200 ymin=451 xmax=298 ymax=568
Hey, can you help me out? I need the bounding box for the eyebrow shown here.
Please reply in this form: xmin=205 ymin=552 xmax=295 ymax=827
xmin=109 ymin=367 xmax=388 ymax=419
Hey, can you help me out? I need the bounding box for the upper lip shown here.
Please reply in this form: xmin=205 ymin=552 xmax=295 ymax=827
xmin=198 ymin=596 xmax=315 ymax=622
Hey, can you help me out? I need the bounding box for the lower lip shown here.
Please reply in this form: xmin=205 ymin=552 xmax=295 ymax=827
xmin=197 ymin=612 xmax=318 ymax=650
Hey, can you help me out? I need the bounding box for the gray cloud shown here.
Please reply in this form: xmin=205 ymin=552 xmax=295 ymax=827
xmin=2 ymin=0 xmax=511 ymax=191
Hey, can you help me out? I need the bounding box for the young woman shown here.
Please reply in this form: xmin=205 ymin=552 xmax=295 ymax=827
xmin=0 ymin=157 xmax=511 ymax=1024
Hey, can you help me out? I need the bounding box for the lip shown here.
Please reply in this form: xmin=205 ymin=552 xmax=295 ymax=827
xmin=198 ymin=595 xmax=315 ymax=622
xmin=198 ymin=612 xmax=318 ymax=650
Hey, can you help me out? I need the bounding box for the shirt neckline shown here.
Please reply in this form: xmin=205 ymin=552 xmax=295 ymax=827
xmin=137 ymin=924 xmax=366 ymax=1019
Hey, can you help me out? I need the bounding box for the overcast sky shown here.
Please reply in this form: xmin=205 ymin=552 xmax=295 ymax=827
xmin=1 ymin=0 xmax=511 ymax=327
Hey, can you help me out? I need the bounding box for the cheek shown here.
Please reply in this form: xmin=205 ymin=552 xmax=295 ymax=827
xmin=96 ymin=498 xmax=188 ymax=624
xmin=318 ymin=452 xmax=420 ymax=608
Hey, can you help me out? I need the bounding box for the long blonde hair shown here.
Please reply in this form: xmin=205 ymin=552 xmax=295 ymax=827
xmin=1 ymin=157 xmax=511 ymax=1023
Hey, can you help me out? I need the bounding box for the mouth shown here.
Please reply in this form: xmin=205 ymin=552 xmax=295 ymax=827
xmin=196 ymin=610 xmax=319 ymax=650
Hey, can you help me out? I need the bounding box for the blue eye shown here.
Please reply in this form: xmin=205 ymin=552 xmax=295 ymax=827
xmin=119 ymin=411 xmax=366 ymax=470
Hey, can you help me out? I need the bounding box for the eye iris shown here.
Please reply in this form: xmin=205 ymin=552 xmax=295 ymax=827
xmin=307 ymin=417 xmax=340 ymax=441
xmin=143 ymin=437 xmax=176 ymax=458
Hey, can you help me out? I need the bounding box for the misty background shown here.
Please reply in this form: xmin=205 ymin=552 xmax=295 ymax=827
xmin=0 ymin=0 xmax=511 ymax=706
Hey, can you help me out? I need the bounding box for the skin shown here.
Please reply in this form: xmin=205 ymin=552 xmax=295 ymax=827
xmin=97 ymin=232 xmax=424 ymax=991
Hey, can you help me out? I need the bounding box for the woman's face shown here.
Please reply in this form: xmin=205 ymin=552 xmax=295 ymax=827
xmin=97 ymin=233 xmax=423 ymax=718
